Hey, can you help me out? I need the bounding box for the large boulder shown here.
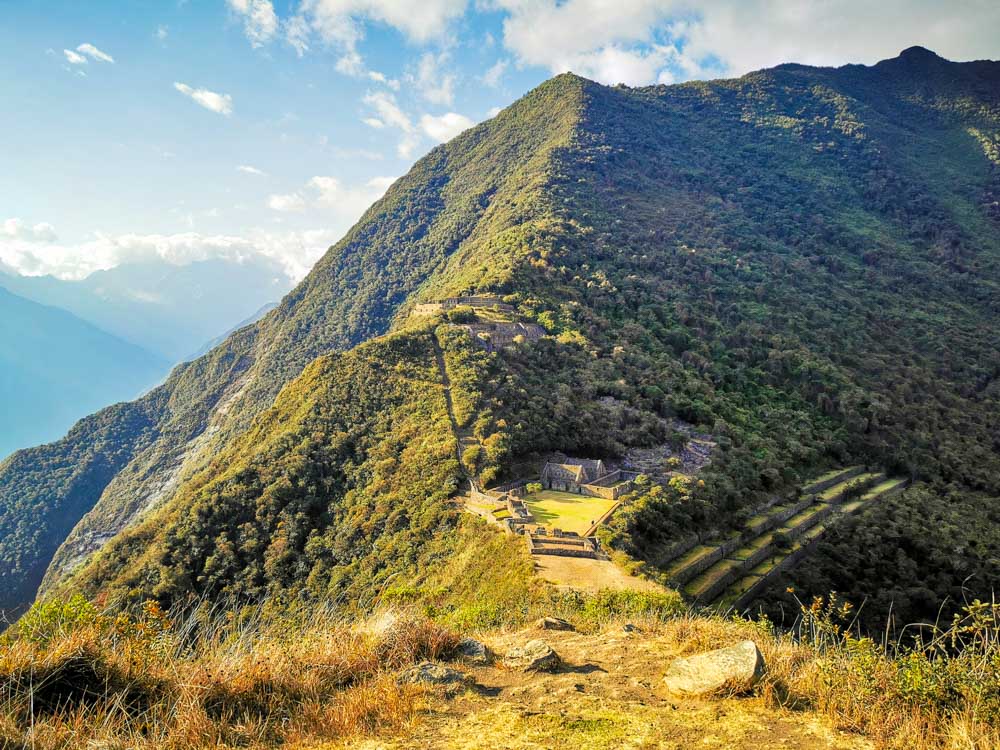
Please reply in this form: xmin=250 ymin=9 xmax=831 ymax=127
xmin=456 ymin=637 xmax=492 ymax=665
xmin=662 ymin=640 xmax=766 ymax=697
xmin=503 ymin=640 xmax=561 ymax=672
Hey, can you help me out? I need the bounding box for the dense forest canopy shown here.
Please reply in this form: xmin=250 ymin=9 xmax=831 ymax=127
xmin=3 ymin=48 xmax=999 ymax=631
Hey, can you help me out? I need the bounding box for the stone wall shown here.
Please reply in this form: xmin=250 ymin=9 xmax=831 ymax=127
xmin=411 ymin=296 xmax=515 ymax=316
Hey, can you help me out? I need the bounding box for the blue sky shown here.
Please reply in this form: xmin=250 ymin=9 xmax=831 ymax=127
xmin=2 ymin=0 xmax=997 ymax=282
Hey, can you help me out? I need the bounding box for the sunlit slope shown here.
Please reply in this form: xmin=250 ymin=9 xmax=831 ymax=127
xmin=0 ymin=75 xmax=586 ymax=614
xmin=5 ymin=49 xmax=1000 ymax=630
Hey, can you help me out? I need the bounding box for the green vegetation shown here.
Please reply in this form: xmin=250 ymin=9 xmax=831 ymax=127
xmin=0 ymin=593 xmax=995 ymax=749
xmin=0 ymin=49 xmax=998 ymax=637
xmin=522 ymin=489 xmax=616 ymax=534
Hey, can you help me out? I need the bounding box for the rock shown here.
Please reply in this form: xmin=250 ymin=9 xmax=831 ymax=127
xmin=457 ymin=637 xmax=492 ymax=665
xmin=398 ymin=662 xmax=469 ymax=687
xmin=662 ymin=640 xmax=765 ymax=697
xmin=535 ymin=616 xmax=574 ymax=631
xmin=503 ymin=640 xmax=561 ymax=672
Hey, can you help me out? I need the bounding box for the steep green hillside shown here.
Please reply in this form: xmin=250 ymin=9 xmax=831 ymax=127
xmin=0 ymin=287 xmax=167 ymax=460
xmin=68 ymin=324 xmax=464 ymax=604
xmin=7 ymin=49 xmax=1000 ymax=630
xmin=0 ymin=77 xmax=584 ymax=615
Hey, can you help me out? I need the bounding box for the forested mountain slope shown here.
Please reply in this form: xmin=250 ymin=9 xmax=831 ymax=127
xmin=6 ymin=48 xmax=1000 ymax=630
xmin=0 ymin=287 xmax=167 ymax=460
xmin=0 ymin=78 xmax=583 ymax=616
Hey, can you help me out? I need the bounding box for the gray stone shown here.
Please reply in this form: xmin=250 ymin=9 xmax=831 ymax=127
xmin=535 ymin=616 xmax=574 ymax=631
xmin=398 ymin=662 xmax=469 ymax=687
xmin=662 ymin=640 xmax=765 ymax=697
xmin=457 ymin=637 xmax=492 ymax=665
xmin=503 ymin=640 xmax=561 ymax=672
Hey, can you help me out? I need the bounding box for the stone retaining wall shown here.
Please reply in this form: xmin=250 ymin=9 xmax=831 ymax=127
xmin=653 ymin=534 xmax=702 ymax=568
xmin=671 ymin=546 xmax=726 ymax=586
xmin=802 ymin=465 xmax=865 ymax=496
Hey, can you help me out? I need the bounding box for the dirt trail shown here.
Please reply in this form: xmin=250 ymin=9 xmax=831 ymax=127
xmin=329 ymin=627 xmax=872 ymax=750
xmin=431 ymin=333 xmax=483 ymax=491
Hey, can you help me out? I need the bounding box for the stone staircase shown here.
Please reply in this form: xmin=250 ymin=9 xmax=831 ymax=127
xmin=527 ymin=530 xmax=604 ymax=559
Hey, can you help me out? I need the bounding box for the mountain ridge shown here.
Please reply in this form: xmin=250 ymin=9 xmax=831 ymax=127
xmin=2 ymin=49 xmax=998 ymax=629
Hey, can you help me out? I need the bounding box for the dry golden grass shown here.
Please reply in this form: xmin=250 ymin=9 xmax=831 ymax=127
xmin=0 ymin=599 xmax=457 ymax=749
xmin=0 ymin=593 xmax=996 ymax=749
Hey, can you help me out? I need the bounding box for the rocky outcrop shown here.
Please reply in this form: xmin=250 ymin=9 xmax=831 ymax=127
xmin=535 ymin=616 xmax=574 ymax=631
xmin=503 ymin=640 xmax=561 ymax=672
xmin=398 ymin=662 xmax=470 ymax=688
xmin=662 ymin=641 xmax=765 ymax=697
xmin=456 ymin=637 xmax=492 ymax=665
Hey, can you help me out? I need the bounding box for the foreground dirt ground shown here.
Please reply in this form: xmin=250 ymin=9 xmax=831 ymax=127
xmin=532 ymin=555 xmax=666 ymax=593
xmin=317 ymin=624 xmax=872 ymax=750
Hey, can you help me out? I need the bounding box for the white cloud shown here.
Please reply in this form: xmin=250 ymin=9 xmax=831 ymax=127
xmin=362 ymin=117 xmax=385 ymax=129
xmin=270 ymin=173 xmax=397 ymax=216
xmin=482 ymin=58 xmax=508 ymax=88
xmin=487 ymin=105 xmax=503 ymax=117
xmin=680 ymin=0 xmax=1000 ymax=77
xmin=362 ymin=91 xmax=423 ymax=158
xmin=238 ymin=165 xmax=267 ymax=176
xmin=491 ymin=0 xmax=1000 ymax=86
xmin=3 ymin=218 xmax=58 ymax=243
xmin=330 ymin=48 xmax=397 ymax=87
xmin=76 ymin=43 xmax=114 ymax=63
xmin=1 ymin=197 xmax=397 ymax=285
xmin=173 ymin=82 xmax=233 ymax=116
xmin=420 ymin=112 xmax=474 ymax=143
xmin=300 ymin=0 xmax=466 ymax=48
xmin=155 ymin=25 xmax=169 ymax=41
xmin=363 ymin=90 xmax=413 ymax=132
xmin=268 ymin=192 xmax=308 ymax=212
xmin=226 ymin=0 xmax=278 ymax=47
xmin=63 ymin=49 xmax=87 ymax=65
xmin=0 ymin=228 xmax=332 ymax=283
xmin=490 ymin=0 xmax=701 ymax=85
xmin=268 ymin=0 xmax=466 ymax=86
xmin=307 ymin=174 xmax=396 ymax=215
xmin=410 ymin=52 xmax=456 ymax=105
xmin=362 ymin=90 xmax=476 ymax=157
xmin=365 ymin=175 xmax=397 ymax=192
xmin=285 ymin=14 xmax=311 ymax=56
xmin=335 ymin=49 xmax=366 ymax=76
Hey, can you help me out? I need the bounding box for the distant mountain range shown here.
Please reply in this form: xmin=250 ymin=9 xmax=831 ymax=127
xmin=0 ymin=258 xmax=291 ymax=362
xmin=0 ymin=286 xmax=167 ymax=461
xmin=186 ymin=302 xmax=278 ymax=360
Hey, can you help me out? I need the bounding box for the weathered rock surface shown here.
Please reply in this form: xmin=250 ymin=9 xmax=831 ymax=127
xmin=398 ymin=662 xmax=469 ymax=687
xmin=662 ymin=640 xmax=765 ymax=697
xmin=457 ymin=637 xmax=492 ymax=665
xmin=503 ymin=640 xmax=561 ymax=672
xmin=535 ymin=616 xmax=574 ymax=631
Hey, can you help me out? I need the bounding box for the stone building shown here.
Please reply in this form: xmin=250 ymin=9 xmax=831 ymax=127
xmin=540 ymin=458 xmax=607 ymax=493
xmin=540 ymin=457 xmax=635 ymax=500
